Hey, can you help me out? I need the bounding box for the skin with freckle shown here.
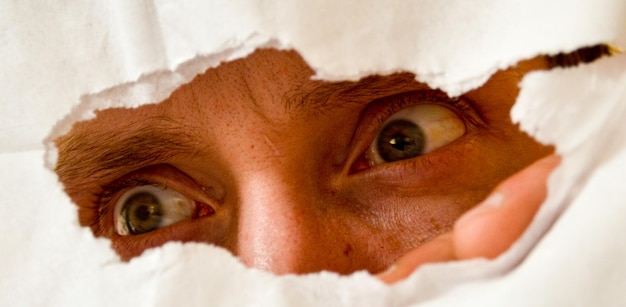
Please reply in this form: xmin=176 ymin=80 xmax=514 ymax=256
xmin=55 ymin=49 xmax=552 ymax=275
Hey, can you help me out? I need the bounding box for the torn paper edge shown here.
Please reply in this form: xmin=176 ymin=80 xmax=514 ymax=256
xmin=43 ymin=33 xmax=287 ymax=170
xmin=43 ymin=40 xmax=620 ymax=275
xmin=37 ymin=1 xmax=626 ymax=303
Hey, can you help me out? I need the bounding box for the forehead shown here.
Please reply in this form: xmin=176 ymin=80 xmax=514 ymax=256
xmin=80 ymin=50 xmax=425 ymax=133
xmin=58 ymin=49 xmax=457 ymax=197
xmin=65 ymin=48 xmax=548 ymax=151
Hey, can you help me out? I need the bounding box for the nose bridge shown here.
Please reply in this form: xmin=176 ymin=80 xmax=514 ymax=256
xmin=222 ymin=119 xmax=355 ymax=274
xmin=234 ymin=167 xmax=323 ymax=274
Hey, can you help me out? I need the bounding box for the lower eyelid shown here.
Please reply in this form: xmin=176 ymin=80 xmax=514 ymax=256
xmin=112 ymin=231 xmax=173 ymax=260
xmin=112 ymin=221 xmax=189 ymax=257
xmin=112 ymin=214 xmax=225 ymax=259
xmin=350 ymin=97 xmax=480 ymax=173
xmin=96 ymin=165 xmax=220 ymax=237
xmin=351 ymin=130 xmax=478 ymax=184
xmin=113 ymin=186 xmax=217 ymax=236
xmin=345 ymin=92 xmax=472 ymax=173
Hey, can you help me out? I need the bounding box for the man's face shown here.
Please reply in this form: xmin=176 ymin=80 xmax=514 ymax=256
xmin=56 ymin=49 xmax=551 ymax=275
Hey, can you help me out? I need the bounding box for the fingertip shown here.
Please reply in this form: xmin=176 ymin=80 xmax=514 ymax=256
xmin=376 ymin=265 xmax=400 ymax=284
xmin=375 ymin=233 xmax=455 ymax=284
xmin=453 ymin=154 xmax=560 ymax=260
xmin=453 ymin=194 xmax=508 ymax=259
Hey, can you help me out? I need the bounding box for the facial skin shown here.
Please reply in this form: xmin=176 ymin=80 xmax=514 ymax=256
xmin=56 ymin=49 xmax=552 ymax=275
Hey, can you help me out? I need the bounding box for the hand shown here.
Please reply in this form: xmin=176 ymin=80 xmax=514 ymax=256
xmin=377 ymin=154 xmax=560 ymax=284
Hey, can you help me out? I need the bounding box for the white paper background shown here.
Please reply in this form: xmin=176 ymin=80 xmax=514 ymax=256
xmin=1 ymin=1 xmax=625 ymax=306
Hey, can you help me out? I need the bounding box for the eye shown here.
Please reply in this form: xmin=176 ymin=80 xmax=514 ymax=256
xmin=367 ymin=104 xmax=466 ymax=165
xmin=113 ymin=185 xmax=213 ymax=235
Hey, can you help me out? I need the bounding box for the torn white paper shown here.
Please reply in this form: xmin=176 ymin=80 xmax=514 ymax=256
xmin=1 ymin=0 xmax=625 ymax=306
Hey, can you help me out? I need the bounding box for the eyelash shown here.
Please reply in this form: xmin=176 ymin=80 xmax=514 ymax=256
xmin=92 ymin=91 xmax=481 ymax=237
xmin=347 ymin=90 xmax=482 ymax=174
xmin=95 ymin=177 xmax=169 ymax=235
xmin=370 ymin=91 xmax=477 ymax=129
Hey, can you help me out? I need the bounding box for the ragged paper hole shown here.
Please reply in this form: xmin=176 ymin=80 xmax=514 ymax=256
xmin=55 ymin=47 xmax=603 ymax=277
xmin=545 ymin=44 xmax=617 ymax=69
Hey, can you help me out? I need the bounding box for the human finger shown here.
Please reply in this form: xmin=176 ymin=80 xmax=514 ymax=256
xmin=376 ymin=233 xmax=455 ymax=284
xmin=452 ymin=154 xmax=560 ymax=259
xmin=376 ymin=154 xmax=560 ymax=284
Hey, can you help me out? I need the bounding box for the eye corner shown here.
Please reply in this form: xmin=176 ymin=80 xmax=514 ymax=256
xmin=348 ymin=152 xmax=373 ymax=175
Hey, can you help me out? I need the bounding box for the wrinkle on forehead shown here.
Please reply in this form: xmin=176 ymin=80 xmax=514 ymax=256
xmin=56 ymin=114 xmax=205 ymax=189
xmin=285 ymin=73 xmax=422 ymax=116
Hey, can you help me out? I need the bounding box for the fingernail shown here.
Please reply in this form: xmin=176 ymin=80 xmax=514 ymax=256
xmin=381 ymin=264 xmax=397 ymax=275
xmin=376 ymin=265 xmax=398 ymax=284
xmin=376 ymin=264 xmax=397 ymax=278
xmin=458 ymin=192 xmax=505 ymax=223
xmin=479 ymin=192 xmax=505 ymax=209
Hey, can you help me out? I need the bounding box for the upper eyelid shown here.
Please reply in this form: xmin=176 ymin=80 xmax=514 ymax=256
xmin=370 ymin=91 xmax=462 ymax=127
xmin=362 ymin=90 xmax=481 ymax=140
xmin=456 ymin=95 xmax=488 ymax=129
xmin=98 ymin=178 xmax=160 ymax=206
xmin=342 ymin=90 xmax=483 ymax=175
xmin=96 ymin=178 xmax=167 ymax=235
xmin=95 ymin=165 xmax=219 ymax=235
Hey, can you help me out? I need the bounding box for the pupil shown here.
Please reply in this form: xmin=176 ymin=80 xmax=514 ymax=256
xmin=377 ymin=119 xmax=425 ymax=162
xmin=123 ymin=192 xmax=163 ymax=234
xmin=389 ymin=134 xmax=414 ymax=151
xmin=134 ymin=205 xmax=151 ymax=221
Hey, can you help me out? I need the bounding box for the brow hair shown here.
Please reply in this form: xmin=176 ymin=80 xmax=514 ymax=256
xmin=56 ymin=69 xmax=424 ymax=200
xmin=284 ymin=73 xmax=418 ymax=116
xmin=55 ymin=117 xmax=202 ymax=195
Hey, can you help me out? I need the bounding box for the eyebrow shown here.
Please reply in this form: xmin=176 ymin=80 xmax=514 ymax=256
xmin=56 ymin=118 xmax=203 ymax=191
xmin=56 ymin=73 xmax=424 ymax=191
xmin=284 ymin=72 xmax=421 ymax=115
